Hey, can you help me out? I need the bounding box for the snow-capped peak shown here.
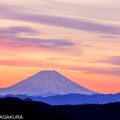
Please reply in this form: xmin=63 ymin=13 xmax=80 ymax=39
xmin=0 ymin=70 xmax=96 ymax=97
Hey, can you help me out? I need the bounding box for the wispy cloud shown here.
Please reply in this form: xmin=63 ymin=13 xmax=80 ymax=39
xmin=0 ymin=26 xmax=38 ymax=35
xmin=83 ymin=67 xmax=120 ymax=76
xmin=0 ymin=58 xmax=120 ymax=76
xmin=100 ymin=35 xmax=118 ymax=39
xmin=0 ymin=4 xmax=120 ymax=35
xmin=12 ymin=37 xmax=75 ymax=48
xmin=101 ymin=56 xmax=120 ymax=66
xmin=0 ymin=26 xmax=75 ymax=49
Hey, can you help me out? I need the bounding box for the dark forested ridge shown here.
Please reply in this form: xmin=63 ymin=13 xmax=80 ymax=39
xmin=0 ymin=97 xmax=120 ymax=120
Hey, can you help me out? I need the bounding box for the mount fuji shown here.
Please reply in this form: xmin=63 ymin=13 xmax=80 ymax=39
xmin=0 ymin=70 xmax=96 ymax=97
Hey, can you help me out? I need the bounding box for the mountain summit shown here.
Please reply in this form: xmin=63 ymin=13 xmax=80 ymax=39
xmin=0 ymin=70 xmax=96 ymax=96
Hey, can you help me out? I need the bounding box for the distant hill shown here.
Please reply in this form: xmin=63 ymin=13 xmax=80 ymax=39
xmin=0 ymin=97 xmax=120 ymax=120
xmin=1 ymin=93 xmax=120 ymax=105
xmin=0 ymin=70 xmax=96 ymax=96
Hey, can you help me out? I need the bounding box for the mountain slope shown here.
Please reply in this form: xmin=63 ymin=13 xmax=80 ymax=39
xmin=0 ymin=70 xmax=96 ymax=96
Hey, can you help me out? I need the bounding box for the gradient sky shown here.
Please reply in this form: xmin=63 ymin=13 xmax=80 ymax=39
xmin=0 ymin=0 xmax=120 ymax=94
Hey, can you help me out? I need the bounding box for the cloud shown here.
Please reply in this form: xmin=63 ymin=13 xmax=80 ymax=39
xmin=8 ymin=26 xmax=38 ymax=33
xmin=0 ymin=4 xmax=120 ymax=35
xmin=11 ymin=37 xmax=75 ymax=48
xmin=101 ymin=56 xmax=120 ymax=66
xmin=0 ymin=59 xmax=70 ymax=68
xmin=0 ymin=59 xmax=45 ymax=67
xmin=0 ymin=26 xmax=38 ymax=35
xmin=61 ymin=66 xmax=120 ymax=76
xmin=69 ymin=66 xmax=120 ymax=76
xmin=46 ymin=57 xmax=71 ymax=61
xmin=0 ymin=58 xmax=120 ymax=76
xmin=109 ymin=56 xmax=120 ymax=65
xmin=0 ymin=26 xmax=75 ymax=49
xmin=83 ymin=67 xmax=120 ymax=76
xmin=100 ymin=35 xmax=118 ymax=39
xmin=0 ymin=36 xmax=75 ymax=48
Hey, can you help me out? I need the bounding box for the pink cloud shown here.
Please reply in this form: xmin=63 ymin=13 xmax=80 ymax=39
xmin=0 ymin=4 xmax=120 ymax=35
xmin=0 ymin=58 xmax=120 ymax=76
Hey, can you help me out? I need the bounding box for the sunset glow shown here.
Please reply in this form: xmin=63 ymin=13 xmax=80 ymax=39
xmin=0 ymin=0 xmax=120 ymax=94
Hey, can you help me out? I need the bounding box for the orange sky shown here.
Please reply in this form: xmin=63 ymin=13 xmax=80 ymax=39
xmin=0 ymin=0 xmax=120 ymax=94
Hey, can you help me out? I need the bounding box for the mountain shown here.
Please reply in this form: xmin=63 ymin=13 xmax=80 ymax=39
xmin=0 ymin=70 xmax=96 ymax=96
xmin=2 ymin=93 xmax=120 ymax=105
xmin=31 ymin=93 xmax=120 ymax=105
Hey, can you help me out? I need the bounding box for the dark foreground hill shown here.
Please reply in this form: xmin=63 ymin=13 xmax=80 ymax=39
xmin=0 ymin=97 xmax=120 ymax=120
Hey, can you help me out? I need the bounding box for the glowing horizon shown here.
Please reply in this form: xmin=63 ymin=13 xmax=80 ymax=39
xmin=0 ymin=0 xmax=120 ymax=94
